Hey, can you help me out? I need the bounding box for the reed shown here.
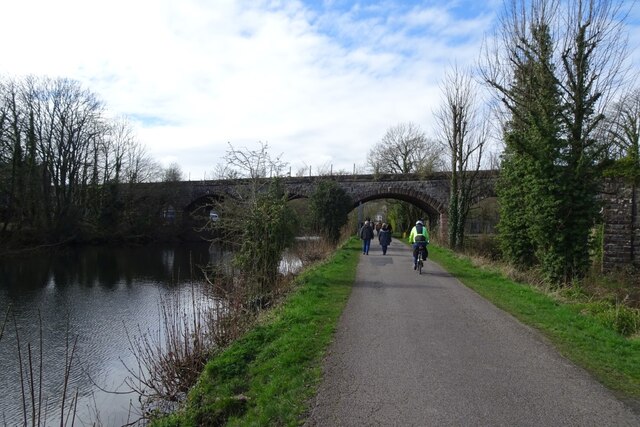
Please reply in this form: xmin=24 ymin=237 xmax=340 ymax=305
xmin=121 ymin=288 xmax=212 ymax=420
xmin=121 ymin=236 xmax=337 ymax=422
xmin=2 ymin=308 xmax=81 ymax=427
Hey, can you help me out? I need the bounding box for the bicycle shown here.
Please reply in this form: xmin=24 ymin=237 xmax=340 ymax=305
xmin=416 ymin=243 xmax=428 ymax=274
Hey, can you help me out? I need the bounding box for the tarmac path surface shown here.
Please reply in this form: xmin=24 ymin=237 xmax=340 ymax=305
xmin=305 ymin=240 xmax=640 ymax=426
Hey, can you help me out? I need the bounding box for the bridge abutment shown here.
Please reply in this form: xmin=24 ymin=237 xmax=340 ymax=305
xmin=602 ymin=179 xmax=640 ymax=272
xmin=438 ymin=212 xmax=448 ymax=243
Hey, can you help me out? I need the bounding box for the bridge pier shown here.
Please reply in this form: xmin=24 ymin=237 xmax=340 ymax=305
xmin=437 ymin=212 xmax=448 ymax=243
xmin=602 ymin=179 xmax=640 ymax=272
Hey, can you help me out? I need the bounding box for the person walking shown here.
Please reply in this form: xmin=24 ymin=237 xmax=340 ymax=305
xmin=408 ymin=219 xmax=429 ymax=269
xmin=359 ymin=220 xmax=374 ymax=255
xmin=378 ymin=223 xmax=392 ymax=255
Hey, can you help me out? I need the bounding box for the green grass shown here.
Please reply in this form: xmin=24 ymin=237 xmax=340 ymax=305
xmin=155 ymin=239 xmax=640 ymax=426
xmin=151 ymin=237 xmax=361 ymax=426
xmin=428 ymin=244 xmax=640 ymax=400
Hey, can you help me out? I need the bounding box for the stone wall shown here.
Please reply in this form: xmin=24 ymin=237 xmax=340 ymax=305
xmin=602 ymin=179 xmax=639 ymax=272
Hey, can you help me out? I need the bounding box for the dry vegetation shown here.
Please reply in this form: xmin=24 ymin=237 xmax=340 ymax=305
xmin=460 ymin=237 xmax=640 ymax=338
xmin=121 ymin=235 xmax=337 ymax=422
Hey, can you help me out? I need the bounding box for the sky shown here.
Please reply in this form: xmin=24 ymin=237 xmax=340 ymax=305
xmin=1 ymin=0 xmax=638 ymax=180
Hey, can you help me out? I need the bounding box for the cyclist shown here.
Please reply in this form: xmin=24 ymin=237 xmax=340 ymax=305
xmin=408 ymin=220 xmax=429 ymax=270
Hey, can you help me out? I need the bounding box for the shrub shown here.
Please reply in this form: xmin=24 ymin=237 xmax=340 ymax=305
xmin=581 ymin=301 xmax=640 ymax=337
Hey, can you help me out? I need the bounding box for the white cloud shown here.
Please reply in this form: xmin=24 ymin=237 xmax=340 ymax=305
xmin=1 ymin=0 xmax=495 ymax=178
xmin=6 ymin=0 xmax=636 ymax=180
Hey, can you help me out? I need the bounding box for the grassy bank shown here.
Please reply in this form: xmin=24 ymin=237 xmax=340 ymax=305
xmin=154 ymin=239 xmax=639 ymax=426
xmin=152 ymin=237 xmax=361 ymax=426
xmin=428 ymin=245 xmax=640 ymax=401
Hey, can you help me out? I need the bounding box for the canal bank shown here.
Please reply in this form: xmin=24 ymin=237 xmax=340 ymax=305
xmin=153 ymin=237 xmax=640 ymax=426
xmin=151 ymin=237 xmax=361 ymax=426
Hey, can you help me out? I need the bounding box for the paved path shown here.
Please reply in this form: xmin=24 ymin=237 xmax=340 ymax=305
xmin=305 ymin=240 xmax=640 ymax=426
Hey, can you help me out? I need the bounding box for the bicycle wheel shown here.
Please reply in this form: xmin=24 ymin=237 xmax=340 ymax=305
xmin=417 ymin=259 xmax=423 ymax=274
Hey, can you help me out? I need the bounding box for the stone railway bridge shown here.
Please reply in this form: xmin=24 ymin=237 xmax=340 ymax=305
xmin=139 ymin=171 xmax=637 ymax=273
xmin=165 ymin=171 xmax=498 ymax=240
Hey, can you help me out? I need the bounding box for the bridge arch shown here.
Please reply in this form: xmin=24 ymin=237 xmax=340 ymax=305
xmin=348 ymin=184 xmax=447 ymax=233
xmin=182 ymin=193 xmax=227 ymax=228
xmin=186 ymin=193 xmax=225 ymax=212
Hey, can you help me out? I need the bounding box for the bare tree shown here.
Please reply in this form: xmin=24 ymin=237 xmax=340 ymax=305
xmin=295 ymin=165 xmax=309 ymax=177
xmin=224 ymin=142 xmax=286 ymax=180
xmin=0 ymin=74 xmax=171 ymax=243
xmin=603 ymin=87 xmax=640 ymax=163
xmin=315 ymin=161 xmax=334 ymax=176
xmin=100 ymin=117 xmax=137 ymax=184
xmin=211 ymin=163 xmax=241 ymax=180
xmin=0 ymin=76 xmax=106 ymax=234
xmin=162 ymin=162 xmax=183 ymax=182
xmin=367 ymin=122 xmax=443 ymax=174
xmin=434 ymin=64 xmax=489 ymax=250
xmin=366 ymin=122 xmax=444 ymax=233
xmin=0 ymin=78 xmax=27 ymax=232
xmin=559 ymin=0 xmax=632 ymax=137
xmin=124 ymin=140 xmax=160 ymax=184
xmin=221 ymin=141 xmax=288 ymax=203
xmin=33 ymin=77 xmax=105 ymax=231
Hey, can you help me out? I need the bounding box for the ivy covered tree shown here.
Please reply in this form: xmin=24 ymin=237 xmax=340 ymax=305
xmin=495 ymin=18 xmax=563 ymax=269
xmin=434 ymin=65 xmax=489 ymax=250
xmin=234 ymin=179 xmax=297 ymax=301
xmin=309 ymin=179 xmax=352 ymax=244
xmin=482 ymin=0 xmax=631 ymax=283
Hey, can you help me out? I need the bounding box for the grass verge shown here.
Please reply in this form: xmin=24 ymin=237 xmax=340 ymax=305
xmin=151 ymin=237 xmax=360 ymax=426
xmin=428 ymin=244 xmax=640 ymax=401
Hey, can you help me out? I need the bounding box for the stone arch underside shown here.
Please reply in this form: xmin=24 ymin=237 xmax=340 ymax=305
xmin=185 ymin=193 xmax=225 ymax=213
xmin=278 ymin=184 xmax=448 ymax=228
xmin=347 ymin=186 xmax=447 ymax=230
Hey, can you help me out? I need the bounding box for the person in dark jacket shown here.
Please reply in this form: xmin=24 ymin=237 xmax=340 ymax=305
xmin=378 ymin=223 xmax=392 ymax=255
xmin=359 ymin=220 xmax=374 ymax=255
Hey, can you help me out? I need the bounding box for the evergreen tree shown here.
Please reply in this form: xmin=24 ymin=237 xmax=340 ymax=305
xmin=309 ymin=180 xmax=352 ymax=244
xmin=486 ymin=0 xmax=628 ymax=283
xmin=496 ymin=149 xmax=536 ymax=266
xmin=494 ymin=19 xmax=566 ymax=279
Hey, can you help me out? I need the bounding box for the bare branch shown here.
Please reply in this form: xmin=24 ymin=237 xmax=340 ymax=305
xmin=367 ymin=122 xmax=444 ymax=174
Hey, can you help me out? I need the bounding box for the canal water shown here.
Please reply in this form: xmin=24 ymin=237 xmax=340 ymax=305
xmin=0 ymin=242 xmax=225 ymax=426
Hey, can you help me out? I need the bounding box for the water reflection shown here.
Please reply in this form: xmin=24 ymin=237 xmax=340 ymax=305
xmin=0 ymin=241 xmax=305 ymax=425
xmin=0 ymin=244 xmax=216 ymax=295
xmin=0 ymin=242 xmax=214 ymax=426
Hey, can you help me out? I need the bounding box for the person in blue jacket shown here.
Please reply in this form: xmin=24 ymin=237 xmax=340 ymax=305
xmin=359 ymin=220 xmax=374 ymax=255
